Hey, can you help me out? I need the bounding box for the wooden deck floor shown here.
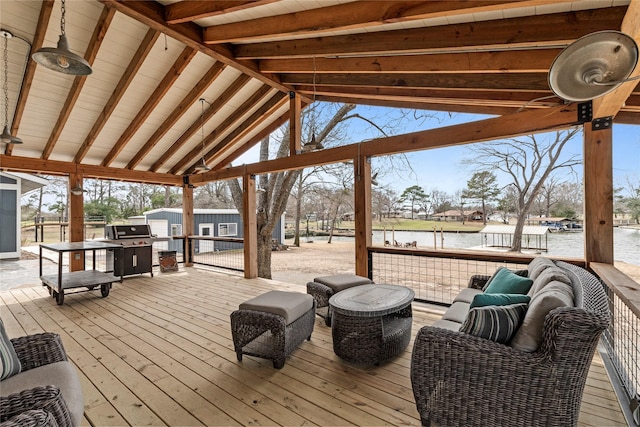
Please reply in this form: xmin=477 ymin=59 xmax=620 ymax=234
xmin=0 ymin=266 xmax=627 ymax=426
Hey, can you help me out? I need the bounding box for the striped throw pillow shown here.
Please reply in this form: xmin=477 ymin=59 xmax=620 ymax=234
xmin=460 ymin=303 xmax=528 ymax=344
xmin=1 ymin=318 xmax=22 ymax=380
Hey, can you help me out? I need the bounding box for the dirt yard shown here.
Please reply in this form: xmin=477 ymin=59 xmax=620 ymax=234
xmin=270 ymin=240 xmax=640 ymax=286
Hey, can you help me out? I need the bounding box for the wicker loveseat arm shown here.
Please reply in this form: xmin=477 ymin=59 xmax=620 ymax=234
xmin=10 ymin=333 xmax=68 ymax=372
xmin=0 ymin=409 xmax=58 ymax=427
xmin=411 ymin=326 xmax=555 ymax=427
xmin=0 ymin=386 xmax=72 ymax=427
xmin=467 ymin=274 xmax=491 ymax=290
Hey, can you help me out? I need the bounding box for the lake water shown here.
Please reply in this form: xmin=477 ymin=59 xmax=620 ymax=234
xmin=311 ymin=227 xmax=640 ymax=266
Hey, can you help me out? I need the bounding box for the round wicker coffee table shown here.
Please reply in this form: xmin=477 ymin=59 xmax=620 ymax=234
xmin=329 ymin=284 xmax=414 ymax=365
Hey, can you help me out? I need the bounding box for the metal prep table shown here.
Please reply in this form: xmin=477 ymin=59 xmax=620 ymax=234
xmin=39 ymin=241 xmax=123 ymax=305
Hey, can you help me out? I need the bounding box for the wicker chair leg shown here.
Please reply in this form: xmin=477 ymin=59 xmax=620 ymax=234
xmin=273 ymin=359 xmax=285 ymax=369
xmin=420 ymin=416 xmax=430 ymax=426
xmin=236 ymin=351 xmax=242 ymax=362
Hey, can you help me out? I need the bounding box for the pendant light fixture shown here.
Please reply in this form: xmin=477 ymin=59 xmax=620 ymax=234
xmin=194 ymin=98 xmax=211 ymax=172
xmin=32 ymin=0 xmax=92 ymax=76
xmin=302 ymin=57 xmax=324 ymax=152
xmin=1 ymin=30 xmax=22 ymax=144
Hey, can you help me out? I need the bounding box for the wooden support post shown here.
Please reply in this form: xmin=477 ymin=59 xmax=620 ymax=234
xmin=68 ymin=173 xmax=84 ymax=272
xmin=354 ymin=153 xmax=372 ymax=277
xmin=583 ymin=123 xmax=614 ymax=265
xmin=182 ymin=181 xmax=194 ymax=267
xmin=243 ymin=174 xmax=258 ymax=278
xmin=289 ymin=91 xmax=301 ymax=155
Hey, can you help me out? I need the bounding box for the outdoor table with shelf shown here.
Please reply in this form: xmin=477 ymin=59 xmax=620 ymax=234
xmin=39 ymin=241 xmax=123 ymax=305
xmin=329 ymin=284 xmax=414 ymax=365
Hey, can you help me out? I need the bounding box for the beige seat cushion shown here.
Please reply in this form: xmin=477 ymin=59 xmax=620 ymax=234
xmin=1 ymin=361 xmax=84 ymax=427
xmin=528 ymin=267 xmax=572 ymax=296
xmin=314 ymin=274 xmax=372 ymax=292
xmin=240 ymin=291 xmax=314 ymax=325
xmin=453 ymin=288 xmax=484 ymax=304
xmin=510 ymin=281 xmax=574 ymax=352
xmin=442 ymin=301 xmax=470 ymax=324
xmin=527 ymin=257 xmax=556 ymax=281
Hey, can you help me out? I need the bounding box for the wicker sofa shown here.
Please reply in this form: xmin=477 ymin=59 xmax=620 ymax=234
xmin=1 ymin=332 xmax=83 ymax=427
xmin=410 ymin=258 xmax=610 ymax=427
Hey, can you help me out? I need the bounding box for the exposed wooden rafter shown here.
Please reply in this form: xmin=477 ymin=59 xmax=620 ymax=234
xmin=234 ymin=7 xmax=626 ymax=59
xmin=101 ymin=46 xmax=198 ymax=167
xmin=41 ymin=6 xmax=115 ymax=160
xmin=74 ymin=29 xmax=160 ymax=163
xmin=4 ymin=0 xmax=54 ymax=156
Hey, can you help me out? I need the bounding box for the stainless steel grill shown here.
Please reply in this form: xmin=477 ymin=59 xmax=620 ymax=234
xmin=105 ymin=225 xmax=154 ymax=277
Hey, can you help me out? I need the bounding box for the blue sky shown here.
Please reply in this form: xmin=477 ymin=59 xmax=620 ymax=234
xmin=236 ymin=104 xmax=639 ymax=197
xmin=348 ymin=106 xmax=640 ymax=197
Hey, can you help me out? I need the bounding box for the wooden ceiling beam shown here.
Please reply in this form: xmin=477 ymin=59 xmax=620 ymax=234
xmin=174 ymin=86 xmax=275 ymax=174
xmin=165 ymin=1 xmax=277 ymax=24
xmin=203 ymin=0 xmax=574 ymax=44
xmin=102 ymin=46 xmax=198 ymax=167
xmin=282 ymin=72 xmax=550 ymax=91
xmin=41 ymin=6 xmax=115 ymax=160
xmin=234 ymin=7 xmax=626 ymax=59
xmin=149 ymin=74 xmax=252 ymax=173
xmin=197 ymin=103 xmax=580 ymax=182
xmin=202 ymin=93 xmax=288 ymax=171
xmin=211 ymin=104 xmax=308 ymax=174
xmin=296 ymin=85 xmax=556 ymax=104
xmin=5 ymin=0 xmax=54 ymax=156
xmin=125 ymin=62 xmax=226 ymax=170
xmin=75 ymin=29 xmax=160 ymax=163
xmin=0 ymin=155 xmax=182 ymax=185
xmin=259 ymin=49 xmax=560 ymax=74
xmin=99 ymin=0 xmax=294 ymax=96
xmin=593 ymin=0 xmax=640 ymax=120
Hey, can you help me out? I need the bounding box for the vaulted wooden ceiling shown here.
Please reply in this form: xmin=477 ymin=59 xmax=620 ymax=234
xmin=1 ymin=0 xmax=638 ymax=186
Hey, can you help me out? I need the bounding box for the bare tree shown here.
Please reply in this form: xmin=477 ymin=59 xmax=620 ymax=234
xmin=467 ymin=128 xmax=581 ymax=251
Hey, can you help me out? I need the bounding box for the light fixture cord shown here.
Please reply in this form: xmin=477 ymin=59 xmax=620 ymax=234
xmin=60 ymin=0 xmax=66 ymax=36
xmin=3 ymin=33 xmax=8 ymax=127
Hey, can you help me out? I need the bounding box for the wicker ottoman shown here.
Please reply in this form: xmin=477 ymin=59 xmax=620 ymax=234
xmin=306 ymin=274 xmax=373 ymax=326
xmin=230 ymin=291 xmax=315 ymax=369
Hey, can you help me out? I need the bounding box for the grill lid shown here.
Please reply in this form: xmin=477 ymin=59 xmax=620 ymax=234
xmin=106 ymin=224 xmax=152 ymax=239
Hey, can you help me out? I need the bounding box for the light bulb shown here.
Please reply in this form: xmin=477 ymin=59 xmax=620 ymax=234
xmin=57 ymin=55 xmax=70 ymax=69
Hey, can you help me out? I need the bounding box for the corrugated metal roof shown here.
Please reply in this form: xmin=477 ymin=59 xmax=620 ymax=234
xmin=480 ymin=225 xmax=549 ymax=235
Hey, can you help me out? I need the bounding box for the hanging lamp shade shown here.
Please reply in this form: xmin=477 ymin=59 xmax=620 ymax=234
xmin=548 ymin=30 xmax=639 ymax=102
xmin=194 ymin=158 xmax=211 ymax=171
xmin=32 ymin=34 xmax=92 ymax=76
xmin=1 ymin=124 xmax=22 ymax=144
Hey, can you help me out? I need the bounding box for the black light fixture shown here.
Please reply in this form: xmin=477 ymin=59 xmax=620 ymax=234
xmin=32 ymin=0 xmax=92 ymax=76
xmin=194 ymin=98 xmax=211 ymax=172
xmin=1 ymin=30 xmax=22 ymax=144
xmin=548 ymin=30 xmax=639 ymax=102
xmin=302 ymin=129 xmax=324 ymax=152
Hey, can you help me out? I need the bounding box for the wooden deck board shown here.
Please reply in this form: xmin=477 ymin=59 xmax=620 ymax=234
xmin=0 ymin=267 xmax=628 ymax=426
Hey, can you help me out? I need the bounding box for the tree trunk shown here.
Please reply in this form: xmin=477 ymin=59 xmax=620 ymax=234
xmin=257 ymin=231 xmax=272 ymax=279
xmin=293 ymin=177 xmax=303 ymax=247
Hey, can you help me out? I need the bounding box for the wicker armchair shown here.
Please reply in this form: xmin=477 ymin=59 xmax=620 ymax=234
xmin=410 ymin=261 xmax=611 ymax=427
xmin=1 ymin=333 xmax=74 ymax=427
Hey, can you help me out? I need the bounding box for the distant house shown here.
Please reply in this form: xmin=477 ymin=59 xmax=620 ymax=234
xmin=0 ymin=172 xmax=49 ymax=259
xmin=432 ymin=209 xmax=484 ymax=222
xmin=142 ymin=208 xmax=284 ymax=254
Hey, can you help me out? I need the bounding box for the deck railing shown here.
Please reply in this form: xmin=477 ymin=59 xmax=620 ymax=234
xmin=187 ymin=235 xmax=244 ymax=273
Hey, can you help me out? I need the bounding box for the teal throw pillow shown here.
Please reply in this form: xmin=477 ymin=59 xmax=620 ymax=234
xmin=470 ymin=293 xmax=531 ymax=308
xmin=460 ymin=303 xmax=528 ymax=344
xmin=1 ymin=318 xmax=22 ymax=380
xmin=483 ymin=268 xmax=533 ymax=295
